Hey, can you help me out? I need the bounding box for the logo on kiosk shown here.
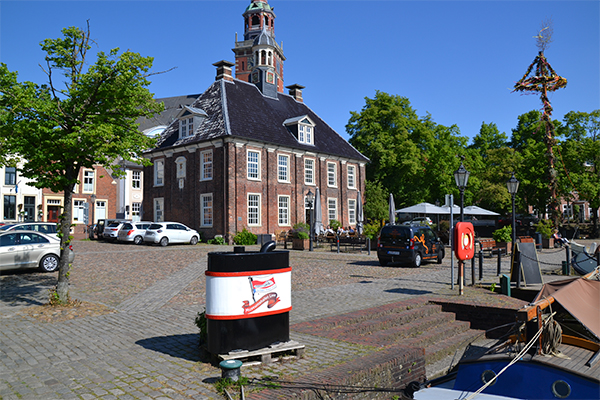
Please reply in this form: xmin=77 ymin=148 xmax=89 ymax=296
xmin=242 ymin=276 xmax=280 ymax=315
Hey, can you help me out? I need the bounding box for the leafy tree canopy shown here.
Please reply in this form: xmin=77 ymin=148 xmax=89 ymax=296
xmin=0 ymin=23 xmax=164 ymax=302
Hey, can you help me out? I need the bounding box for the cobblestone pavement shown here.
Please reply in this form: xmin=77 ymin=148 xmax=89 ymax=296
xmin=1 ymin=239 xmax=593 ymax=399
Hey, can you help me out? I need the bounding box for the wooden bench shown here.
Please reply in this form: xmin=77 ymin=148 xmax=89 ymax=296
xmin=478 ymin=239 xmax=508 ymax=257
xmin=330 ymin=236 xmax=367 ymax=252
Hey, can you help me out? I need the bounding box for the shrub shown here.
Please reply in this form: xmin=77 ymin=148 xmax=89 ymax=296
xmin=329 ymin=219 xmax=341 ymax=231
xmin=233 ymin=228 xmax=257 ymax=245
xmin=207 ymin=235 xmax=226 ymax=245
xmin=363 ymin=221 xmax=381 ymax=240
xmin=492 ymin=225 xmax=512 ymax=243
xmin=535 ymin=219 xmax=554 ymax=239
xmin=296 ymin=231 xmax=309 ymax=239
xmin=290 ymin=222 xmax=310 ymax=238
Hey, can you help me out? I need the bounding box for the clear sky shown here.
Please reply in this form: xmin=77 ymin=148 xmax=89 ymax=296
xmin=1 ymin=0 xmax=598 ymax=143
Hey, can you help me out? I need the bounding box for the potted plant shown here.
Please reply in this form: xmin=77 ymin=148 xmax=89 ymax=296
xmin=291 ymin=222 xmax=310 ymax=250
xmin=535 ymin=219 xmax=554 ymax=248
xmin=492 ymin=225 xmax=512 ymax=254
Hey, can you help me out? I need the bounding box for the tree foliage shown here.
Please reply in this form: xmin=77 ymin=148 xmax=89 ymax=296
xmin=0 ymin=23 xmax=163 ymax=303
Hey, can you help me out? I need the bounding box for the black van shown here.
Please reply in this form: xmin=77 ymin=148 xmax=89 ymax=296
xmin=377 ymin=224 xmax=445 ymax=267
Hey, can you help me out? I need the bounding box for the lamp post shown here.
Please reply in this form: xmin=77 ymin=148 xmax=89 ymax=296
xmin=306 ymin=190 xmax=314 ymax=252
xmin=507 ymin=173 xmax=519 ymax=285
xmin=454 ymin=159 xmax=469 ymax=296
xmin=454 ymin=160 xmax=470 ymax=222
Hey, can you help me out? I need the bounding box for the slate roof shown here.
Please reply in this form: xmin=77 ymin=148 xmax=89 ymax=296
xmin=151 ymin=78 xmax=368 ymax=163
xmin=137 ymin=94 xmax=200 ymax=133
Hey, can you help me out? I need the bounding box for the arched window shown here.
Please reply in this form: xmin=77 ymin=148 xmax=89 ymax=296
xmin=251 ymin=15 xmax=259 ymax=27
xmin=264 ymin=15 xmax=269 ymax=27
xmin=175 ymin=156 xmax=186 ymax=179
xmin=261 ymin=50 xmax=266 ymax=65
xmin=268 ymin=51 xmax=272 ymax=66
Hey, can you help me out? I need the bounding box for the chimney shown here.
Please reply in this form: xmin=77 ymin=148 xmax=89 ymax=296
xmin=213 ymin=60 xmax=235 ymax=82
xmin=286 ymin=84 xmax=305 ymax=103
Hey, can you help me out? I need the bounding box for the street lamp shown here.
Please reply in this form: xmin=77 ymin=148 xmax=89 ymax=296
xmin=454 ymin=160 xmax=470 ymax=222
xmin=306 ymin=190 xmax=315 ymax=252
xmin=506 ymin=173 xmax=519 ymax=247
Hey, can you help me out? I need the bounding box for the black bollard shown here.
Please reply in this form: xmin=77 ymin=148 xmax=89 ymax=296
xmin=497 ymin=249 xmax=502 ymax=276
xmin=471 ymin=255 xmax=476 ymax=285
xmin=479 ymin=249 xmax=483 ymax=280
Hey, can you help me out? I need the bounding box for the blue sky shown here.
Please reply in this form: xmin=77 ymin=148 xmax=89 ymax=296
xmin=1 ymin=0 xmax=598 ymax=143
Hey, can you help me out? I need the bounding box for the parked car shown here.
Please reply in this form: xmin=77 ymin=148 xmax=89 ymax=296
xmin=102 ymin=220 xmax=131 ymax=241
xmin=0 ymin=230 xmax=74 ymax=272
xmin=403 ymin=217 xmax=433 ymax=226
xmin=117 ymin=222 xmax=153 ymax=245
xmin=0 ymin=222 xmax=59 ymax=239
xmin=377 ymin=224 xmax=444 ymax=267
xmin=144 ymin=222 xmax=200 ymax=247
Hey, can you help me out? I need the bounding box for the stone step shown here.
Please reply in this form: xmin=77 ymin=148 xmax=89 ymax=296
xmin=423 ymin=328 xmax=485 ymax=365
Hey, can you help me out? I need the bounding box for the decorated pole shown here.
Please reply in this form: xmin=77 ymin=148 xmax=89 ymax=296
xmin=512 ymin=21 xmax=567 ymax=227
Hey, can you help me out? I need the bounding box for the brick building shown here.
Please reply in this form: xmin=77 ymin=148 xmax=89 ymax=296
xmin=141 ymin=0 xmax=368 ymax=242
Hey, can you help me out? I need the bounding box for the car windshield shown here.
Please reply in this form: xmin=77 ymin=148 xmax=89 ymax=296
xmin=107 ymin=222 xmax=121 ymax=227
xmin=148 ymin=224 xmax=163 ymax=230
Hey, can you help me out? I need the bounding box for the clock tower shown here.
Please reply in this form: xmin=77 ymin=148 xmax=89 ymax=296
xmin=233 ymin=0 xmax=285 ymax=96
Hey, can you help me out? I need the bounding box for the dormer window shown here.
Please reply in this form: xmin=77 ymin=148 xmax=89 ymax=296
xmin=283 ymin=115 xmax=315 ymax=145
xmin=176 ymin=106 xmax=207 ymax=140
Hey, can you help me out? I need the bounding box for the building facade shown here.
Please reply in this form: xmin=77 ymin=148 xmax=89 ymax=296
xmin=142 ymin=0 xmax=369 ymax=242
xmin=1 ymin=164 xmax=43 ymax=223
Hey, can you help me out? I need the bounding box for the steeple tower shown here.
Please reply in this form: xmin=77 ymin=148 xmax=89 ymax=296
xmin=233 ymin=0 xmax=285 ymax=96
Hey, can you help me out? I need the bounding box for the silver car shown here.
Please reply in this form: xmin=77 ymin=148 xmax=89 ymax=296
xmin=143 ymin=222 xmax=199 ymax=247
xmin=0 ymin=222 xmax=59 ymax=239
xmin=102 ymin=220 xmax=130 ymax=241
xmin=117 ymin=222 xmax=152 ymax=245
xmin=0 ymin=230 xmax=75 ymax=272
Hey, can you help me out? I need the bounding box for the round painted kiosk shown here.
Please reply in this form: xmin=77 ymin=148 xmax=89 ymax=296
xmin=205 ymin=243 xmax=291 ymax=354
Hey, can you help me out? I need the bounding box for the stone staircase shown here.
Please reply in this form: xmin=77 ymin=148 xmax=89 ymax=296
xmin=292 ymin=297 xmax=485 ymax=366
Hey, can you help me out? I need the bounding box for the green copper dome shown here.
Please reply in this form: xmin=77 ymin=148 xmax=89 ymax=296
xmin=245 ymin=0 xmax=272 ymax=13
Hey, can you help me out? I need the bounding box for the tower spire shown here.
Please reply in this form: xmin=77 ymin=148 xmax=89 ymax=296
xmin=233 ymin=0 xmax=285 ymax=95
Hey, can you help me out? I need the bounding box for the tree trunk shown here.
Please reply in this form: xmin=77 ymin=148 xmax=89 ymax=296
xmin=56 ymin=184 xmax=75 ymax=303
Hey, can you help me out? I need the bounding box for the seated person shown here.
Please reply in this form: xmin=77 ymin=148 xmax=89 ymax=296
xmin=552 ymin=230 xmax=568 ymax=246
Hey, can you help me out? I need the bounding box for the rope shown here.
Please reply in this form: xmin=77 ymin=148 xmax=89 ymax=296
xmin=463 ymin=313 xmax=551 ymax=400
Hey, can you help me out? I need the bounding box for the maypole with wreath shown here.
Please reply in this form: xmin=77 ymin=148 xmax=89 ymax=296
xmin=512 ymin=20 xmax=567 ymax=227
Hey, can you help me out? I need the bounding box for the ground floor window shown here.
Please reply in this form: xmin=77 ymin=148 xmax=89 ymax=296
xmin=201 ymin=194 xmax=213 ymax=227
xmin=328 ymin=198 xmax=337 ymax=225
xmin=154 ymin=198 xmax=164 ymax=222
xmin=3 ymin=195 xmax=15 ymax=220
xmin=131 ymin=202 xmax=141 ymax=222
xmin=278 ymin=195 xmax=290 ymax=226
xmin=348 ymin=199 xmax=356 ymax=225
xmin=248 ymin=194 xmax=260 ymax=226
xmin=73 ymin=200 xmax=85 ymax=223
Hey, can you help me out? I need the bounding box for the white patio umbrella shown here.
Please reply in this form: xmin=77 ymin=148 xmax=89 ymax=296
xmin=313 ymin=187 xmax=323 ymax=236
xmin=396 ymin=202 xmax=448 ymax=214
xmin=389 ymin=193 xmax=396 ymax=224
xmin=464 ymin=205 xmax=500 ymax=216
xmin=439 ymin=204 xmax=462 ymax=215
xmin=356 ymin=191 xmax=364 ymax=235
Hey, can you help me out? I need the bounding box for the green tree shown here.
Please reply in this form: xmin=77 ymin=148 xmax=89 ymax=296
xmin=558 ymin=110 xmax=600 ymax=234
xmin=346 ymin=91 xmax=468 ymax=208
xmin=363 ymin=180 xmax=388 ymax=222
xmin=0 ymin=23 xmax=163 ymax=303
xmin=469 ymin=122 xmax=508 ymax=155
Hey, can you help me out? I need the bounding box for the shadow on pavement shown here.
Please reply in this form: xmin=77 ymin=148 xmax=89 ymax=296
xmin=0 ymin=270 xmax=56 ymax=307
xmin=384 ymin=287 xmax=431 ymax=295
xmin=136 ymin=333 xmax=205 ymax=362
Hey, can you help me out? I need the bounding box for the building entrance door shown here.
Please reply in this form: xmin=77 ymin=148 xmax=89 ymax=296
xmin=23 ymin=196 xmax=35 ymax=222
xmin=47 ymin=206 xmax=60 ymax=223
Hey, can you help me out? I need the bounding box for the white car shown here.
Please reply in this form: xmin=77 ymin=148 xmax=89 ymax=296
xmin=0 ymin=230 xmax=75 ymax=272
xmin=0 ymin=222 xmax=59 ymax=239
xmin=143 ymin=222 xmax=199 ymax=247
xmin=102 ymin=220 xmax=130 ymax=241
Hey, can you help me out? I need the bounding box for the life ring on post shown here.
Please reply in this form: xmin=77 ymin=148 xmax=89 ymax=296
xmin=455 ymin=222 xmax=475 ymax=261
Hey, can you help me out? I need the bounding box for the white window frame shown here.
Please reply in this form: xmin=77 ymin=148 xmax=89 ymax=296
xmin=83 ymin=170 xmax=94 ymax=193
xmin=73 ymin=200 xmax=85 ymax=223
xmin=176 ymin=156 xmax=186 ymax=179
xmin=278 ymin=195 xmax=290 ymax=226
xmin=347 ymin=165 xmax=356 ymax=189
xmin=154 ymin=159 xmax=164 ymax=187
xmin=328 ymin=198 xmax=337 ymax=225
xmin=154 ymin=198 xmax=164 ymax=222
xmin=200 ymin=150 xmax=213 ymax=181
xmin=132 ymin=171 xmax=141 ymax=189
xmin=131 ymin=202 xmax=141 ymax=220
xmin=304 ymin=158 xmax=315 ymax=185
xmin=348 ymin=199 xmax=357 ymax=225
xmin=298 ymin=123 xmax=314 ymax=145
xmin=200 ymin=193 xmax=213 ymax=227
xmin=277 ymin=154 xmax=290 ymax=183
xmin=179 ymin=117 xmax=193 ymax=139
xmin=247 ymin=193 xmax=261 ymax=226
xmin=247 ymin=149 xmax=261 ymax=181
xmin=327 ymin=162 xmax=337 ymax=187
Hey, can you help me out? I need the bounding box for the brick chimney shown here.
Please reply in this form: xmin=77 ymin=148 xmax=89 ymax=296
xmin=213 ymin=60 xmax=235 ymax=82
xmin=286 ymin=84 xmax=305 ymax=102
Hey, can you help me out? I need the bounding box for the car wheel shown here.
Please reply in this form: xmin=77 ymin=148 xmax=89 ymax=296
xmin=159 ymin=237 xmax=169 ymax=247
xmin=39 ymin=254 xmax=59 ymax=272
xmin=379 ymin=258 xmax=389 ymax=266
xmin=437 ymin=249 xmax=444 ymax=264
xmin=190 ymin=236 xmax=198 ymax=245
xmin=134 ymin=236 xmax=143 ymax=245
xmin=413 ymin=252 xmax=422 ymax=268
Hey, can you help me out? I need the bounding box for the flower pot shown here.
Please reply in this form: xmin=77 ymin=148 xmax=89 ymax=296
xmin=292 ymin=238 xmax=310 ymax=250
xmin=496 ymin=241 xmax=512 ymax=255
xmin=542 ymin=238 xmax=554 ymax=249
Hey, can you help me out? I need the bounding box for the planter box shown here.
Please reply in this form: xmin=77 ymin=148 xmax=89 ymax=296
xmin=542 ymin=238 xmax=554 ymax=249
xmin=292 ymin=238 xmax=310 ymax=250
xmin=496 ymin=241 xmax=512 ymax=255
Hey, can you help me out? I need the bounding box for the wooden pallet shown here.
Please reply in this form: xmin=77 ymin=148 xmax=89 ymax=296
xmin=214 ymin=340 xmax=305 ymax=366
